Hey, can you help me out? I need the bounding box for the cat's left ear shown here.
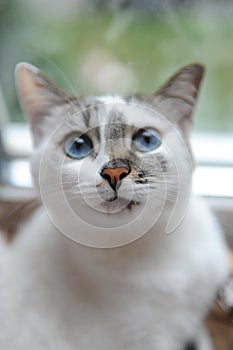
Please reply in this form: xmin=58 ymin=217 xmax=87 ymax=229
xmin=152 ymin=63 xmax=205 ymax=135
xmin=15 ymin=62 xmax=70 ymax=139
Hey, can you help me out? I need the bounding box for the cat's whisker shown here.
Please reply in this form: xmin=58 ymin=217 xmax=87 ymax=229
xmin=146 ymin=196 xmax=171 ymax=211
xmin=147 ymin=182 xmax=189 ymax=191
xmin=153 ymin=187 xmax=187 ymax=198
xmin=45 ymin=180 xmax=79 ymax=188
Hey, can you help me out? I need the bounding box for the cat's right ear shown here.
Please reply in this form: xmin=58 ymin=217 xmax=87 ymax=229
xmin=15 ymin=62 xmax=70 ymax=142
xmin=151 ymin=64 xmax=205 ymax=136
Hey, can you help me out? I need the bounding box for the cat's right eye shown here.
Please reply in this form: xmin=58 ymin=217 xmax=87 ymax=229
xmin=64 ymin=134 xmax=93 ymax=159
xmin=132 ymin=129 xmax=161 ymax=153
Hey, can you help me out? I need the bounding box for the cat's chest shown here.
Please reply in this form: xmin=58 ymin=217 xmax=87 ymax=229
xmin=0 ymin=200 xmax=228 ymax=350
xmin=0 ymin=232 xmax=195 ymax=350
xmin=0 ymin=214 xmax=209 ymax=319
xmin=0 ymin=202 xmax=220 ymax=302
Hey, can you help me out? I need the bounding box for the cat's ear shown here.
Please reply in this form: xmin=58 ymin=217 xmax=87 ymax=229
xmin=152 ymin=63 xmax=205 ymax=134
xmin=15 ymin=62 xmax=70 ymax=130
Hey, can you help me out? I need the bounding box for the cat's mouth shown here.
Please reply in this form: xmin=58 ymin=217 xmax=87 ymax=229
xmin=106 ymin=194 xmax=118 ymax=202
xmin=103 ymin=196 xmax=140 ymax=210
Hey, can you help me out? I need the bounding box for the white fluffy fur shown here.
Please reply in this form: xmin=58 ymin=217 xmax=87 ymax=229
xmin=0 ymin=196 xmax=228 ymax=350
xmin=0 ymin=63 xmax=229 ymax=350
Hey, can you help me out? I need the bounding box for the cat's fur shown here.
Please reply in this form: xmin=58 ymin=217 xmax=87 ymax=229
xmin=0 ymin=63 xmax=229 ymax=349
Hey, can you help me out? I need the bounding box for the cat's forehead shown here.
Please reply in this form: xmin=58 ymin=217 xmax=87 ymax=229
xmin=96 ymin=95 xmax=168 ymax=130
xmin=98 ymin=95 xmax=126 ymax=105
xmin=61 ymin=95 xmax=170 ymax=136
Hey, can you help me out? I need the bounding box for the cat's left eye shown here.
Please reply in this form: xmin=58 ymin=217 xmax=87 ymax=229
xmin=64 ymin=134 xmax=93 ymax=159
xmin=132 ymin=129 xmax=161 ymax=152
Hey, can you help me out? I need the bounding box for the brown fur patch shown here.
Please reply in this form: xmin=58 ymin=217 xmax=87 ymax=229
xmin=229 ymin=251 xmax=233 ymax=273
xmin=0 ymin=198 xmax=40 ymax=242
xmin=205 ymin=250 xmax=233 ymax=350
xmin=206 ymin=301 xmax=233 ymax=350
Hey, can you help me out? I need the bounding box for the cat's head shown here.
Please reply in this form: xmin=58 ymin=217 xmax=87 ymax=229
xmin=15 ymin=63 xmax=204 ymax=247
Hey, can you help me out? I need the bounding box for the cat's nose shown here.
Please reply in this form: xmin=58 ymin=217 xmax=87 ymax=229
xmin=100 ymin=162 xmax=131 ymax=192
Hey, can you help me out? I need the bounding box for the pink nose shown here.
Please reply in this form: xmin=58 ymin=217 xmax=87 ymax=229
xmin=101 ymin=166 xmax=130 ymax=192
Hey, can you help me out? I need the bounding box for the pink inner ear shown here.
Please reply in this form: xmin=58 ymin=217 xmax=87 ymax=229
xmin=138 ymin=64 xmax=205 ymax=140
xmin=15 ymin=63 xmax=47 ymax=123
xmin=15 ymin=62 xmax=70 ymax=126
xmin=155 ymin=64 xmax=205 ymax=102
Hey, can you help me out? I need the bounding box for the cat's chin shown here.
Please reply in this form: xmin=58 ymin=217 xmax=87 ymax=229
xmin=100 ymin=197 xmax=141 ymax=213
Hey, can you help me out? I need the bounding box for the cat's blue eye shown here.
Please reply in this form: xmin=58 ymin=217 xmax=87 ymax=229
xmin=133 ymin=129 xmax=161 ymax=152
xmin=64 ymin=135 xmax=93 ymax=159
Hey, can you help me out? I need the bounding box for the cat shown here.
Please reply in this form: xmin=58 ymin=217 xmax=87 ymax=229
xmin=0 ymin=62 xmax=229 ymax=350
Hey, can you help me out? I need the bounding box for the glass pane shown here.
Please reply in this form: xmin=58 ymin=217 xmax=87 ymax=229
xmin=0 ymin=0 xmax=233 ymax=131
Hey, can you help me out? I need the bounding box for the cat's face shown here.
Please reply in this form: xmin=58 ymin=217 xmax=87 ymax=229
xmin=15 ymin=63 xmax=204 ymax=247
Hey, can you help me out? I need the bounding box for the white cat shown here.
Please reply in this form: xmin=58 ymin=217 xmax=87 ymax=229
xmin=0 ymin=63 xmax=229 ymax=350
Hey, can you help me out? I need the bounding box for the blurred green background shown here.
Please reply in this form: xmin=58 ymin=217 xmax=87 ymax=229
xmin=0 ymin=0 xmax=232 ymax=131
